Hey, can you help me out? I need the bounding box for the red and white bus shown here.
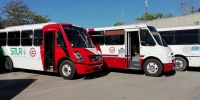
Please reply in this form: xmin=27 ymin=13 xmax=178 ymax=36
xmin=0 ymin=22 xmax=103 ymax=80
xmin=88 ymin=24 xmax=175 ymax=77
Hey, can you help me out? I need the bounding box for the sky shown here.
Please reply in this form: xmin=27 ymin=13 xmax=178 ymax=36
xmin=0 ymin=0 xmax=200 ymax=28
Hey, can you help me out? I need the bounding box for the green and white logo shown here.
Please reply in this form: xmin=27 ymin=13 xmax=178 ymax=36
xmin=10 ymin=48 xmax=26 ymax=56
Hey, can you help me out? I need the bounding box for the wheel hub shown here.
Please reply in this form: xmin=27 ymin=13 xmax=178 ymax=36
xmin=147 ymin=63 xmax=158 ymax=74
xmin=5 ymin=60 xmax=10 ymax=70
xmin=62 ymin=64 xmax=71 ymax=76
xmin=175 ymin=60 xmax=183 ymax=69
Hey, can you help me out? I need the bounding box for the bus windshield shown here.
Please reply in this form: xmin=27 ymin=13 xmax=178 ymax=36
xmin=147 ymin=26 xmax=168 ymax=47
xmin=63 ymin=26 xmax=94 ymax=48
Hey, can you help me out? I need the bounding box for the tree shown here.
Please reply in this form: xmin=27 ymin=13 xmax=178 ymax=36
xmin=0 ymin=16 xmax=4 ymax=29
xmin=179 ymin=0 xmax=197 ymax=15
xmin=0 ymin=0 xmax=51 ymax=27
xmin=197 ymin=8 xmax=200 ymax=12
xmin=163 ymin=13 xmax=175 ymax=18
xmin=135 ymin=13 xmax=163 ymax=21
xmin=114 ymin=22 xmax=125 ymax=26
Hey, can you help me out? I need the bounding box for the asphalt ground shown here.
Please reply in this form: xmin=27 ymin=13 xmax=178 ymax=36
xmin=0 ymin=67 xmax=200 ymax=100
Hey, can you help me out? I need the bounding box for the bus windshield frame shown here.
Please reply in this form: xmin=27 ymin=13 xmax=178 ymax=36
xmin=147 ymin=26 xmax=168 ymax=47
xmin=62 ymin=26 xmax=94 ymax=48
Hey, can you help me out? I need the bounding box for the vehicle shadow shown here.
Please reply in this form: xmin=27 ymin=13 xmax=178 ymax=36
xmin=78 ymin=69 xmax=111 ymax=80
xmin=7 ymin=68 xmax=111 ymax=80
xmin=0 ymin=79 xmax=36 ymax=100
xmin=187 ymin=67 xmax=200 ymax=72
xmin=108 ymin=68 xmax=145 ymax=75
xmin=101 ymin=68 xmax=176 ymax=77
xmin=0 ymin=69 xmax=6 ymax=74
xmin=163 ymin=70 xmax=176 ymax=77
xmin=13 ymin=68 xmax=61 ymax=78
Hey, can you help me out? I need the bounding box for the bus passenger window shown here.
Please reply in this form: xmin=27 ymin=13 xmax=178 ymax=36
xmin=21 ymin=30 xmax=33 ymax=46
xmin=88 ymin=31 xmax=104 ymax=45
xmin=104 ymin=29 xmax=124 ymax=45
xmin=8 ymin=31 xmax=20 ymax=46
xmin=105 ymin=35 xmax=124 ymax=45
xmin=34 ymin=29 xmax=43 ymax=46
xmin=174 ymin=29 xmax=199 ymax=44
xmin=0 ymin=32 xmax=7 ymax=46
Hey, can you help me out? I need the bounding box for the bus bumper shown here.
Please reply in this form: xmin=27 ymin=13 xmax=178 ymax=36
xmin=163 ymin=60 xmax=175 ymax=72
xmin=75 ymin=63 xmax=103 ymax=74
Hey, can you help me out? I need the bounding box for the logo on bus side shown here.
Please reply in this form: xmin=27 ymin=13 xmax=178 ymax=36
xmin=109 ymin=47 xmax=115 ymax=53
xmin=29 ymin=48 xmax=36 ymax=57
xmin=10 ymin=48 xmax=26 ymax=56
xmin=191 ymin=46 xmax=199 ymax=51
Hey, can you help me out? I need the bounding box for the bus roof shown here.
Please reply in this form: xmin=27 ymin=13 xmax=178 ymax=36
xmin=0 ymin=22 xmax=83 ymax=32
xmin=88 ymin=24 xmax=150 ymax=31
xmin=157 ymin=25 xmax=200 ymax=31
xmin=6 ymin=22 xmax=55 ymax=30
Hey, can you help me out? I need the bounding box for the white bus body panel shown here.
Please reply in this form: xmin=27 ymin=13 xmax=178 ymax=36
xmin=169 ymin=45 xmax=200 ymax=67
xmin=2 ymin=46 xmax=44 ymax=71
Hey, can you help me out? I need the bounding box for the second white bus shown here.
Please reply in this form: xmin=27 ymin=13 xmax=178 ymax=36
xmin=157 ymin=25 xmax=200 ymax=71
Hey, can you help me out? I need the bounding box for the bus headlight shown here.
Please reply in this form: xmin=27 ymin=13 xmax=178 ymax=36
xmin=73 ymin=52 xmax=84 ymax=62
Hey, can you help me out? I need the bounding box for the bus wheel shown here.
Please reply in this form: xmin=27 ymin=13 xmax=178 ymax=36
xmin=59 ymin=60 xmax=76 ymax=80
xmin=174 ymin=57 xmax=187 ymax=71
xmin=4 ymin=57 xmax=13 ymax=72
xmin=143 ymin=59 xmax=163 ymax=77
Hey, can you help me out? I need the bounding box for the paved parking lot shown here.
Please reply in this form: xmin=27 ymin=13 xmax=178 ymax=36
xmin=1 ymin=68 xmax=200 ymax=100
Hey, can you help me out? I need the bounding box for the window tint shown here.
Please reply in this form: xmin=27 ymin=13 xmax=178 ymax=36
xmin=57 ymin=30 xmax=66 ymax=48
xmin=8 ymin=31 xmax=20 ymax=46
xmin=91 ymin=36 xmax=104 ymax=45
xmin=21 ymin=30 xmax=33 ymax=46
xmin=105 ymin=35 xmax=124 ymax=45
xmin=89 ymin=31 xmax=104 ymax=45
xmin=175 ymin=29 xmax=199 ymax=44
xmin=159 ymin=31 xmax=175 ymax=45
xmin=0 ymin=32 xmax=7 ymax=46
xmin=140 ymin=29 xmax=155 ymax=46
xmin=34 ymin=29 xmax=43 ymax=46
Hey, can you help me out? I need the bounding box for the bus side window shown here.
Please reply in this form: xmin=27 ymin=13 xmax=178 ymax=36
xmin=57 ymin=30 xmax=66 ymax=48
xmin=8 ymin=31 xmax=20 ymax=46
xmin=34 ymin=29 xmax=43 ymax=46
xmin=159 ymin=31 xmax=175 ymax=45
xmin=88 ymin=31 xmax=104 ymax=45
xmin=140 ymin=29 xmax=155 ymax=46
xmin=21 ymin=30 xmax=33 ymax=46
xmin=104 ymin=30 xmax=124 ymax=45
xmin=0 ymin=32 xmax=7 ymax=46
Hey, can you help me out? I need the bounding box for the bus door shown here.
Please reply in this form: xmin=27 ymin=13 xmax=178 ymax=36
xmin=126 ymin=29 xmax=140 ymax=70
xmin=44 ymin=30 xmax=55 ymax=71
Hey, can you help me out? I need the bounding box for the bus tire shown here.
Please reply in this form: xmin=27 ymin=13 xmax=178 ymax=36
xmin=4 ymin=57 xmax=14 ymax=72
xmin=143 ymin=59 xmax=163 ymax=77
xmin=59 ymin=60 xmax=76 ymax=80
xmin=174 ymin=57 xmax=187 ymax=71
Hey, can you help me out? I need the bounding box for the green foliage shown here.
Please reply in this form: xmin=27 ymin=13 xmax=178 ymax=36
xmin=198 ymin=8 xmax=200 ymax=12
xmin=25 ymin=12 xmax=51 ymax=24
xmin=0 ymin=0 xmax=51 ymax=27
xmin=135 ymin=13 xmax=163 ymax=21
xmin=114 ymin=22 xmax=125 ymax=26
